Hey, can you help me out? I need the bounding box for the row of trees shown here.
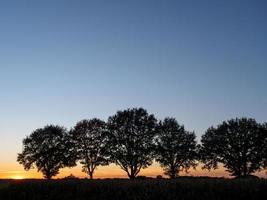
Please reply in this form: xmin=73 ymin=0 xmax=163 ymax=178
xmin=17 ymin=108 xmax=267 ymax=180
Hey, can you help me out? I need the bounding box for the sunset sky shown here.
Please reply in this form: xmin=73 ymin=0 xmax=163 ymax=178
xmin=0 ymin=0 xmax=267 ymax=179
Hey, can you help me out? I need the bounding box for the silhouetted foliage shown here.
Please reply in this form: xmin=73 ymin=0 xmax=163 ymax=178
xmin=155 ymin=118 xmax=198 ymax=178
xmin=262 ymin=123 xmax=267 ymax=168
xmin=107 ymin=108 xmax=157 ymax=179
xmin=17 ymin=125 xmax=76 ymax=179
xmin=200 ymin=118 xmax=267 ymax=177
xmin=156 ymin=175 xmax=163 ymax=179
xmin=69 ymin=118 xmax=109 ymax=179
xmin=62 ymin=174 xmax=79 ymax=180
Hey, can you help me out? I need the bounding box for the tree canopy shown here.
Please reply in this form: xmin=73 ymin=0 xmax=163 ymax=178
xmin=262 ymin=123 xmax=267 ymax=168
xmin=17 ymin=125 xmax=76 ymax=179
xmin=69 ymin=118 xmax=110 ymax=179
xmin=200 ymin=118 xmax=267 ymax=177
xmin=17 ymin=110 xmax=267 ymax=179
xmin=155 ymin=118 xmax=198 ymax=178
xmin=107 ymin=108 xmax=157 ymax=179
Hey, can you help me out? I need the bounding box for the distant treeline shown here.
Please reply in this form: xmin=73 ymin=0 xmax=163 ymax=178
xmin=17 ymin=108 xmax=267 ymax=179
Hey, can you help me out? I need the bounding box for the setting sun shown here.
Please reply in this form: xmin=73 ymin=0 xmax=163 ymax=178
xmin=11 ymin=175 xmax=24 ymax=180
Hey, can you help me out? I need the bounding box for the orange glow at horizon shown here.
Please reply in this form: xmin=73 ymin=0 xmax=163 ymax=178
xmin=11 ymin=175 xmax=24 ymax=180
xmin=1 ymin=163 xmax=266 ymax=179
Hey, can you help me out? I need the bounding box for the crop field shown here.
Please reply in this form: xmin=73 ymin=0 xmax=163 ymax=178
xmin=0 ymin=177 xmax=266 ymax=200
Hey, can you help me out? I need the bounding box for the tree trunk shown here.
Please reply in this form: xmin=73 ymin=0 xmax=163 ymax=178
xmin=170 ymin=173 xmax=175 ymax=179
xmin=45 ymin=171 xmax=52 ymax=180
xmin=89 ymin=171 xmax=93 ymax=180
xmin=242 ymin=160 xmax=248 ymax=177
xmin=128 ymin=165 xmax=136 ymax=180
xmin=169 ymin=165 xmax=176 ymax=179
xmin=129 ymin=175 xmax=135 ymax=180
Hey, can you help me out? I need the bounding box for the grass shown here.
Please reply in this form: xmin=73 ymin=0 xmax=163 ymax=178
xmin=0 ymin=177 xmax=266 ymax=200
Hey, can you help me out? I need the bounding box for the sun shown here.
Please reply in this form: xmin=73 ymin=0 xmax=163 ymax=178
xmin=11 ymin=175 xmax=24 ymax=180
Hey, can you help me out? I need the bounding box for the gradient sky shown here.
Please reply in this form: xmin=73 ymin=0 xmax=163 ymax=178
xmin=0 ymin=0 xmax=267 ymax=179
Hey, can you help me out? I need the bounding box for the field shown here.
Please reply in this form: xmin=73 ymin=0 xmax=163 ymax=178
xmin=0 ymin=177 xmax=266 ymax=200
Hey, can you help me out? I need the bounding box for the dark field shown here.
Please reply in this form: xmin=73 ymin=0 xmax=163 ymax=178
xmin=0 ymin=178 xmax=266 ymax=200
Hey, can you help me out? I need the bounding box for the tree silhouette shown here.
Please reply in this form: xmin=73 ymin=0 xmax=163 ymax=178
xmin=262 ymin=123 xmax=267 ymax=168
xmin=69 ymin=119 xmax=109 ymax=179
xmin=107 ymin=108 xmax=157 ymax=180
xmin=155 ymin=118 xmax=198 ymax=178
xmin=200 ymin=118 xmax=267 ymax=178
xmin=17 ymin=125 xmax=76 ymax=179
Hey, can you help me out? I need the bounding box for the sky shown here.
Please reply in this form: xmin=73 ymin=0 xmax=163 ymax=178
xmin=0 ymin=0 xmax=267 ymax=179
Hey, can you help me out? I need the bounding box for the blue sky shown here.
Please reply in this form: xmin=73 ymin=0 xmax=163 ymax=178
xmin=0 ymin=0 xmax=267 ymax=167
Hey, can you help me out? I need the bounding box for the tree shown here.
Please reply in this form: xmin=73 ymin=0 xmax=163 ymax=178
xmin=107 ymin=108 xmax=157 ymax=180
xmin=17 ymin=125 xmax=75 ymax=179
xmin=262 ymin=123 xmax=267 ymax=169
xmin=69 ymin=118 xmax=109 ymax=179
xmin=155 ymin=118 xmax=198 ymax=178
xmin=200 ymin=118 xmax=267 ymax=178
